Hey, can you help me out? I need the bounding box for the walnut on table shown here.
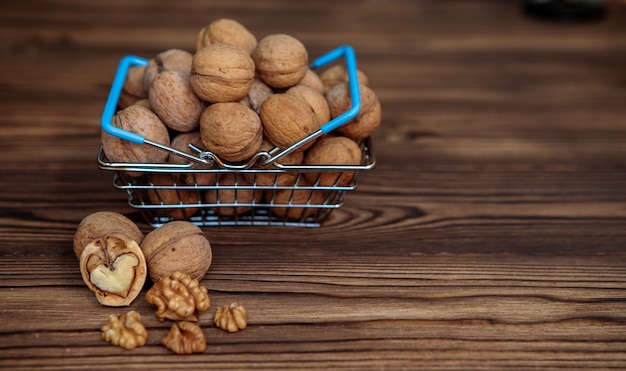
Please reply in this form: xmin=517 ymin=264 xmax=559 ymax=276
xmin=214 ymin=303 xmax=247 ymax=333
xmin=162 ymin=321 xmax=207 ymax=355
xmin=101 ymin=310 xmax=147 ymax=350
xmin=145 ymin=271 xmax=210 ymax=322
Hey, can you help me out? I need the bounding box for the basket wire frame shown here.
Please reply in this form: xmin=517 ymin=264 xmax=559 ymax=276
xmin=98 ymin=45 xmax=376 ymax=227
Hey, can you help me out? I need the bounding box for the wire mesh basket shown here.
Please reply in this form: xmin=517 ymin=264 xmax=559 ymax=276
xmin=98 ymin=45 xmax=376 ymax=228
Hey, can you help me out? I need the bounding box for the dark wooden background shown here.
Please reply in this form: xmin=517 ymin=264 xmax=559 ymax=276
xmin=1 ymin=0 xmax=626 ymax=369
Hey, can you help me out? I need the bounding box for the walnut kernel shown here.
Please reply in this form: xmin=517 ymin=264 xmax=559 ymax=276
xmin=145 ymin=271 xmax=211 ymax=322
xmin=101 ymin=310 xmax=147 ymax=350
xmin=79 ymin=233 xmax=147 ymax=307
xmin=214 ymin=303 xmax=247 ymax=333
xmin=162 ymin=321 xmax=206 ymax=354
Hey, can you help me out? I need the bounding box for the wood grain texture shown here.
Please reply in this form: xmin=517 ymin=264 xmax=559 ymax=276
xmin=1 ymin=0 xmax=626 ymax=369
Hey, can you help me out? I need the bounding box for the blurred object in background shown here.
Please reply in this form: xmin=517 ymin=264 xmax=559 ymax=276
xmin=524 ymin=0 xmax=606 ymax=21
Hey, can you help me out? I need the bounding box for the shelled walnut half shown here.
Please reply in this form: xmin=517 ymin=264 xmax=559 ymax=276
xmin=162 ymin=321 xmax=206 ymax=355
xmin=214 ymin=303 xmax=247 ymax=333
xmin=79 ymin=233 xmax=147 ymax=307
xmin=101 ymin=310 xmax=147 ymax=350
xmin=146 ymin=271 xmax=210 ymax=322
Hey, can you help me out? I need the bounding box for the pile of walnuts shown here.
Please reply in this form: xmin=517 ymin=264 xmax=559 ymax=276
xmin=73 ymin=211 xmax=246 ymax=354
xmin=102 ymin=18 xmax=382 ymax=220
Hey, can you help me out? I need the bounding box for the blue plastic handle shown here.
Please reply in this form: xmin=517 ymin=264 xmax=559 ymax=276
xmin=101 ymin=55 xmax=149 ymax=144
xmin=310 ymin=45 xmax=361 ymax=134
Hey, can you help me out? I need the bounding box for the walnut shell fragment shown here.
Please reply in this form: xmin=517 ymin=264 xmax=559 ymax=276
xmin=79 ymin=233 xmax=148 ymax=307
xmin=145 ymin=271 xmax=211 ymax=322
xmin=214 ymin=303 xmax=247 ymax=333
xmin=101 ymin=310 xmax=147 ymax=350
xmin=162 ymin=321 xmax=206 ymax=355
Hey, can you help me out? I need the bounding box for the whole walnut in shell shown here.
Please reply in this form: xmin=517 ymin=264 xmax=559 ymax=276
xmin=199 ymin=102 xmax=263 ymax=163
xmin=146 ymin=173 xmax=200 ymax=221
xmin=303 ymin=136 xmax=362 ymax=186
xmin=252 ymin=34 xmax=308 ymax=89
xmin=260 ymin=93 xmax=320 ymax=151
xmin=195 ymin=18 xmax=257 ymax=54
xmin=266 ymin=186 xmax=327 ymax=220
xmin=119 ymin=65 xmax=148 ymax=109
xmin=168 ymin=131 xmax=217 ymax=186
xmin=149 ymin=70 xmax=204 ymax=133
xmin=140 ymin=221 xmax=212 ymax=283
xmin=320 ymin=64 xmax=369 ymax=95
xmin=73 ymin=211 xmax=144 ymax=259
xmin=327 ymin=82 xmax=381 ymax=140
xmin=143 ymin=48 xmax=193 ymax=93
xmin=205 ymin=173 xmax=263 ymax=217
xmin=286 ymin=84 xmax=330 ymax=127
xmin=298 ymin=69 xmax=325 ymax=95
xmin=239 ymin=78 xmax=273 ymax=114
xmin=101 ymin=105 xmax=170 ymax=170
xmin=190 ymin=43 xmax=255 ymax=103
xmin=243 ymin=138 xmax=303 ymax=187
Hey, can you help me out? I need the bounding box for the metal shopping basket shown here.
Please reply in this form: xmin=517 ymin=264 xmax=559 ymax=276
xmin=98 ymin=45 xmax=376 ymax=228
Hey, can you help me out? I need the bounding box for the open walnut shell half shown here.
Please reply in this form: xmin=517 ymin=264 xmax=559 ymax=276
xmin=79 ymin=233 xmax=148 ymax=307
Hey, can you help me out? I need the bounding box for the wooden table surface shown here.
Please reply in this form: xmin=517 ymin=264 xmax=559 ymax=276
xmin=1 ymin=0 xmax=626 ymax=369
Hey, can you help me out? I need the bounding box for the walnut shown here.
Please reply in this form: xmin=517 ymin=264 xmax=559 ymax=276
xmin=319 ymin=64 xmax=369 ymax=95
xmin=162 ymin=321 xmax=206 ymax=354
xmin=190 ymin=43 xmax=255 ymax=103
xmin=195 ymin=18 xmax=257 ymax=54
xmin=101 ymin=310 xmax=147 ymax=350
xmin=199 ymin=102 xmax=263 ymax=163
xmin=204 ymin=173 xmax=263 ymax=216
xmin=101 ymin=105 xmax=171 ymax=175
xmin=168 ymin=131 xmax=217 ymax=186
xmin=73 ymin=211 xmax=143 ymax=259
xmin=260 ymin=93 xmax=320 ymax=151
xmin=266 ymin=186 xmax=327 ymax=220
xmin=214 ymin=303 xmax=247 ymax=333
xmin=326 ymin=82 xmax=381 ymax=140
xmin=243 ymin=138 xmax=303 ymax=187
xmin=303 ymin=136 xmax=362 ymax=186
xmin=79 ymin=233 xmax=148 ymax=307
xmin=143 ymin=48 xmax=193 ymax=93
xmin=298 ymin=68 xmax=325 ymax=95
xmin=145 ymin=271 xmax=211 ymax=322
xmin=141 ymin=221 xmax=212 ymax=283
xmin=285 ymin=84 xmax=330 ymax=127
xmin=145 ymin=173 xmax=200 ymax=221
xmin=252 ymin=34 xmax=308 ymax=89
xmin=149 ymin=70 xmax=204 ymax=133
xmin=119 ymin=65 xmax=148 ymax=109
xmin=239 ymin=78 xmax=273 ymax=114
